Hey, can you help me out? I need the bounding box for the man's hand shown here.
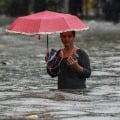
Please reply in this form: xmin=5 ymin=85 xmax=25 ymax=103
xmin=67 ymin=56 xmax=77 ymax=66
xmin=67 ymin=56 xmax=83 ymax=73
xmin=45 ymin=51 xmax=49 ymax=62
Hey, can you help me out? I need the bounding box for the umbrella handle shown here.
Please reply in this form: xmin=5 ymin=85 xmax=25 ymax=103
xmin=47 ymin=34 xmax=49 ymax=52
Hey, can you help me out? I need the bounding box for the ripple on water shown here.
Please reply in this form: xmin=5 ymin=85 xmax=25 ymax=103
xmin=91 ymin=71 xmax=117 ymax=77
xmin=0 ymin=21 xmax=120 ymax=120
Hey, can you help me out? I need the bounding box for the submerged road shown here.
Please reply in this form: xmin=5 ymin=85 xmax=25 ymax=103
xmin=0 ymin=18 xmax=120 ymax=120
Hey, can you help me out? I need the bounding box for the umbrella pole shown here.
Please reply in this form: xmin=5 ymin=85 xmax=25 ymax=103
xmin=47 ymin=34 xmax=49 ymax=52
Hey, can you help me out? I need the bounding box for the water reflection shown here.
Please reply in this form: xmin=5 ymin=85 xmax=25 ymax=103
xmin=0 ymin=21 xmax=120 ymax=120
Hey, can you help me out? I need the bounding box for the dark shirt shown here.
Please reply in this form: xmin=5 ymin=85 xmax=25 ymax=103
xmin=47 ymin=49 xmax=91 ymax=89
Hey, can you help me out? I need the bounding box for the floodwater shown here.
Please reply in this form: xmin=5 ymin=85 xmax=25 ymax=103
xmin=0 ymin=19 xmax=120 ymax=120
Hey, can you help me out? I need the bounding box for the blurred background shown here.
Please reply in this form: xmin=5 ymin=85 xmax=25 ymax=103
xmin=0 ymin=0 xmax=120 ymax=24
xmin=0 ymin=1 xmax=120 ymax=120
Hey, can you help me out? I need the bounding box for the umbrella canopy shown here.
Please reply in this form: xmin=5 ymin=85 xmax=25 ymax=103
xmin=6 ymin=10 xmax=89 ymax=35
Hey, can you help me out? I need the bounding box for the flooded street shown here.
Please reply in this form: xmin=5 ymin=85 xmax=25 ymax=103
xmin=0 ymin=19 xmax=120 ymax=120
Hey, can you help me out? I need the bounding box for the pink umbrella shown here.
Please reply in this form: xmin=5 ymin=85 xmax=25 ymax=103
xmin=6 ymin=10 xmax=89 ymax=50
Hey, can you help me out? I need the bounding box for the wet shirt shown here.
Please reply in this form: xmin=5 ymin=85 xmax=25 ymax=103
xmin=47 ymin=49 xmax=91 ymax=89
xmin=58 ymin=49 xmax=91 ymax=89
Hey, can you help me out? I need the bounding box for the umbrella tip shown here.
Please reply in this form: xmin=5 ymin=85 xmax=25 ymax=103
xmin=38 ymin=35 xmax=40 ymax=40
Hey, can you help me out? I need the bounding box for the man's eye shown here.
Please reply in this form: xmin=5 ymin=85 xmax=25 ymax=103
xmin=68 ymin=35 xmax=72 ymax=38
xmin=62 ymin=35 xmax=66 ymax=38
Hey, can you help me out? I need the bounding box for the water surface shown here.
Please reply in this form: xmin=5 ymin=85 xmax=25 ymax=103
xmin=0 ymin=21 xmax=120 ymax=120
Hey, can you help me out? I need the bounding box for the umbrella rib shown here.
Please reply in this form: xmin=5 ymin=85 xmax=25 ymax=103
xmin=62 ymin=16 xmax=71 ymax=29
xmin=38 ymin=13 xmax=44 ymax=34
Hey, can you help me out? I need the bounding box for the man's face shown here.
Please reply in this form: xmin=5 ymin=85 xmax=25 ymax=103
xmin=60 ymin=31 xmax=75 ymax=47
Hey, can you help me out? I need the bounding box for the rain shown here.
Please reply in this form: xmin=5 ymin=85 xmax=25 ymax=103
xmin=0 ymin=1 xmax=120 ymax=120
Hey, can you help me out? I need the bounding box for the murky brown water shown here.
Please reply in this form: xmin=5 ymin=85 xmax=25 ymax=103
xmin=0 ymin=21 xmax=120 ymax=120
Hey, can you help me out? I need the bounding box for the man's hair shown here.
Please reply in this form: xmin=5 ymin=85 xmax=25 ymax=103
xmin=72 ymin=31 xmax=75 ymax=37
xmin=60 ymin=31 xmax=75 ymax=37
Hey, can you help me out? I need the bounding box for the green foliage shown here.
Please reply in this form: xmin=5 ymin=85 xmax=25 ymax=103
xmin=47 ymin=0 xmax=58 ymax=11
xmin=0 ymin=0 xmax=59 ymax=16
xmin=0 ymin=0 xmax=29 ymax=16
xmin=0 ymin=0 xmax=11 ymax=14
